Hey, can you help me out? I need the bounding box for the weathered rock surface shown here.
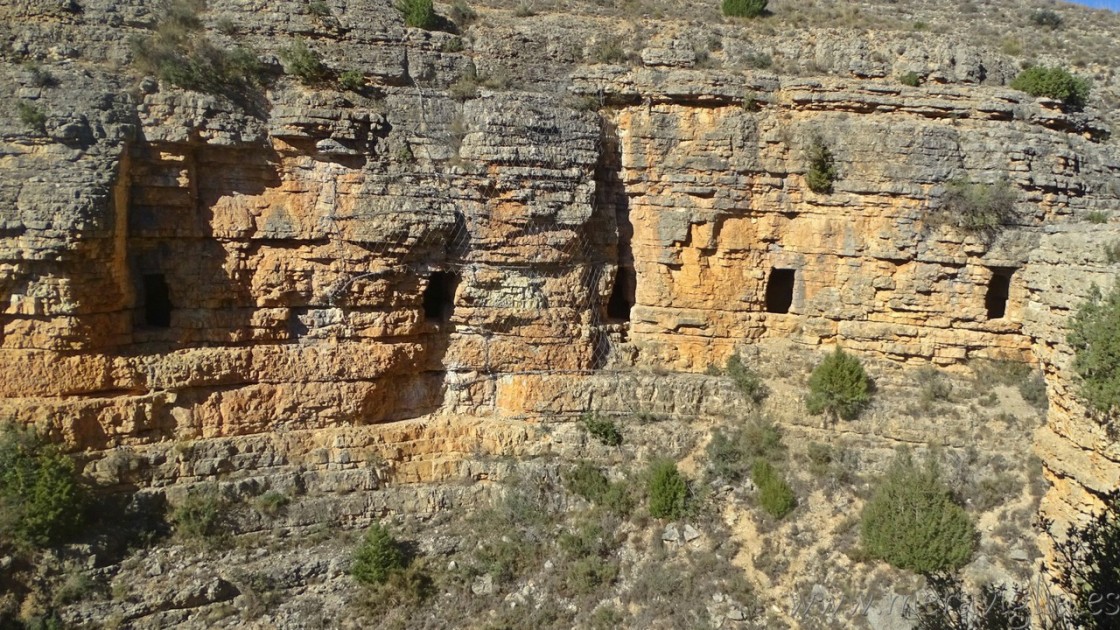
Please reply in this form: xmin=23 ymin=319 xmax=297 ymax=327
xmin=1 ymin=0 xmax=1119 ymax=624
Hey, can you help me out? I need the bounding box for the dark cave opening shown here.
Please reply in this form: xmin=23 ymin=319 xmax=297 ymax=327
xmin=607 ymin=266 xmax=635 ymax=322
xmin=423 ymin=271 xmax=459 ymax=322
xmin=986 ymin=268 xmax=1014 ymax=320
xmin=142 ymin=273 xmax=173 ymax=328
xmin=765 ymin=268 xmax=796 ymax=314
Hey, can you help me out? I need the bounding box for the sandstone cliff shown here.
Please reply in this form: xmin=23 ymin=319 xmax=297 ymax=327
xmin=1 ymin=0 xmax=1119 ymax=626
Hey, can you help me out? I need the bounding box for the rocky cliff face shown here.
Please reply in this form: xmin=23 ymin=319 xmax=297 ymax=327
xmin=1 ymin=0 xmax=1119 ymax=624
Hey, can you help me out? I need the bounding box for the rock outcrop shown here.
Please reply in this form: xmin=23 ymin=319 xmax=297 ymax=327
xmin=1 ymin=0 xmax=1119 ymax=609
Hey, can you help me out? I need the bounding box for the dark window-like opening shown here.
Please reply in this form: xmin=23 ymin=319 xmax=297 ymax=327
xmin=607 ymin=266 xmax=635 ymax=321
xmin=986 ymin=268 xmax=1014 ymax=320
xmin=765 ymin=268 xmax=796 ymax=314
xmin=423 ymin=271 xmax=458 ymax=322
xmin=142 ymin=273 xmax=172 ymax=328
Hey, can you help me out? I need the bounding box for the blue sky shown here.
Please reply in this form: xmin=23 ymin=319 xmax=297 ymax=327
xmin=1069 ymin=0 xmax=1120 ymax=10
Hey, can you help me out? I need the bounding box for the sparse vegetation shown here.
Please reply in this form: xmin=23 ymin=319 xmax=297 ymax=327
xmin=933 ymin=178 xmax=1017 ymax=235
xmin=751 ymin=460 xmax=795 ymax=518
xmin=129 ymin=0 xmax=266 ymax=96
xmin=861 ymin=451 xmax=975 ymax=573
xmin=1010 ymin=66 xmax=1091 ymax=109
xmin=581 ymin=414 xmax=623 ymax=447
xmin=1068 ymin=284 xmax=1120 ymax=417
xmin=726 ymin=354 xmax=768 ymax=404
xmin=705 ymin=418 xmax=785 ymax=483
xmin=722 ymin=0 xmax=767 ymax=18
xmin=647 ymin=459 xmax=688 ymax=520
xmin=171 ymin=485 xmax=228 ymax=542
xmin=1029 ymin=9 xmax=1063 ymax=30
xmin=563 ymin=461 xmax=634 ymax=515
xmin=804 ymin=135 xmax=837 ymax=194
xmin=254 ymin=490 xmax=289 ymax=517
xmin=280 ymin=39 xmax=330 ymax=85
xmin=589 ymin=37 xmax=628 ymax=64
xmin=1105 ymin=240 xmax=1120 ymax=264
xmin=397 ymin=0 xmax=436 ymax=29
xmin=806 ymin=347 xmax=872 ymax=421
xmin=0 ymin=426 xmax=86 ymax=548
xmin=22 ymin=62 xmax=57 ymax=88
xmin=450 ymin=0 xmax=477 ymax=26
xmin=899 ymin=71 xmax=921 ymax=87
xmin=1087 ymin=211 xmax=1110 ymax=224
xmin=16 ymin=102 xmax=47 ymax=135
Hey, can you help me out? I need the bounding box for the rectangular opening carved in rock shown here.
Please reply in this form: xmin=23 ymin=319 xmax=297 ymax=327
xmin=607 ymin=266 xmax=635 ymax=322
xmin=423 ymin=271 xmax=459 ymax=322
xmin=765 ymin=268 xmax=796 ymax=314
xmin=986 ymin=268 xmax=1014 ymax=320
xmin=142 ymin=273 xmax=173 ymax=328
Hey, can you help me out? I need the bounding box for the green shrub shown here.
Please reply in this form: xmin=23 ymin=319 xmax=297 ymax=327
xmin=450 ymin=0 xmax=477 ymax=26
xmin=860 ymin=451 xmax=975 ymax=573
xmin=338 ymin=69 xmax=365 ymax=91
xmin=933 ymin=178 xmax=1017 ymax=235
xmin=1068 ymin=284 xmax=1120 ymax=416
xmin=721 ymin=0 xmax=767 ymax=18
xmin=581 ymin=414 xmax=622 ymax=447
xmin=917 ymin=367 xmax=952 ymax=404
xmin=16 ymin=102 xmax=47 ymax=135
xmin=726 ymin=354 xmax=768 ymax=404
xmin=1050 ymin=488 xmax=1120 ymax=628
xmin=565 ymin=461 xmax=610 ymax=502
xmin=22 ymin=62 xmax=57 ymax=88
xmin=1029 ymin=9 xmax=1062 ymax=29
xmin=751 ymin=460 xmax=795 ymax=518
xmin=1010 ymin=66 xmax=1090 ymax=109
xmin=397 ymin=0 xmax=436 ymax=29
xmin=589 ymin=37 xmax=628 ymax=64
xmin=899 ymin=71 xmax=921 ymax=87
xmin=804 ymin=136 xmax=836 ymax=194
xmin=706 ymin=419 xmax=784 ymax=482
xmin=254 ymin=490 xmax=289 ymax=517
xmin=806 ymin=442 xmax=833 ymax=477
xmin=1087 ymin=211 xmax=1109 ymax=224
xmin=0 ymin=426 xmax=86 ymax=548
xmin=806 ymin=347 xmax=871 ymax=421
xmin=353 ymin=522 xmax=407 ymax=585
xmin=307 ymin=0 xmax=330 ymax=17
xmin=1105 ymin=241 xmax=1120 ymax=264
xmin=280 ymin=39 xmax=330 ymax=85
xmin=171 ymin=486 xmax=227 ymax=541
xmin=742 ymin=52 xmax=772 ymax=69
xmin=1018 ymin=373 xmax=1048 ymax=411
xmin=647 ymin=459 xmax=687 ymax=520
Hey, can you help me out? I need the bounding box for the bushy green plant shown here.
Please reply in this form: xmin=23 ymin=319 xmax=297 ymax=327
xmin=353 ymin=522 xmax=407 ymax=585
xmin=1010 ymin=66 xmax=1090 ymax=109
xmin=721 ymin=0 xmax=767 ymax=18
xmin=171 ymin=486 xmax=227 ymax=541
xmin=706 ymin=419 xmax=785 ymax=482
xmin=1029 ymin=9 xmax=1063 ymax=29
xmin=751 ymin=460 xmax=795 ymax=518
xmin=933 ymin=178 xmax=1017 ymax=235
xmin=861 ymin=451 xmax=975 ymax=573
xmin=450 ymin=0 xmax=477 ymax=26
xmin=1087 ymin=211 xmax=1110 ymax=224
xmin=647 ymin=459 xmax=687 ymax=520
xmin=254 ymin=490 xmax=289 ymax=517
xmin=804 ymin=136 xmax=836 ymax=194
xmin=581 ymin=414 xmax=622 ymax=447
xmin=338 ymin=69 xmax=365 ymax=91
xmin=806 ymin=347 xmax=871 ymax=421
xmin=726 ymin=354 xmax=768 ymax=404
xmin=280 ymin=39 xmax=330 ymax=85
xmin=1068 ymin=284 xmax=1120 ymax=416
xmin=397 ymin=0 xmax=436 ymax=29
xmin=899 ymin=71 xmax=921 ymax=87
xmin=0 ymin=426 xmax=86 ymax=548
xmin=16 ymin=102 xmax=47 ymax=135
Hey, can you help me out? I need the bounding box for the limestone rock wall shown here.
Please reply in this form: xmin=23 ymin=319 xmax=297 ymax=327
xmin=0 ymin=0 xmax=1119 ymax=534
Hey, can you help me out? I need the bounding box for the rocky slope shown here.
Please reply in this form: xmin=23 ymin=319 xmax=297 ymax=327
xmin=1 ymin=0 xmax=1119 ymax=627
